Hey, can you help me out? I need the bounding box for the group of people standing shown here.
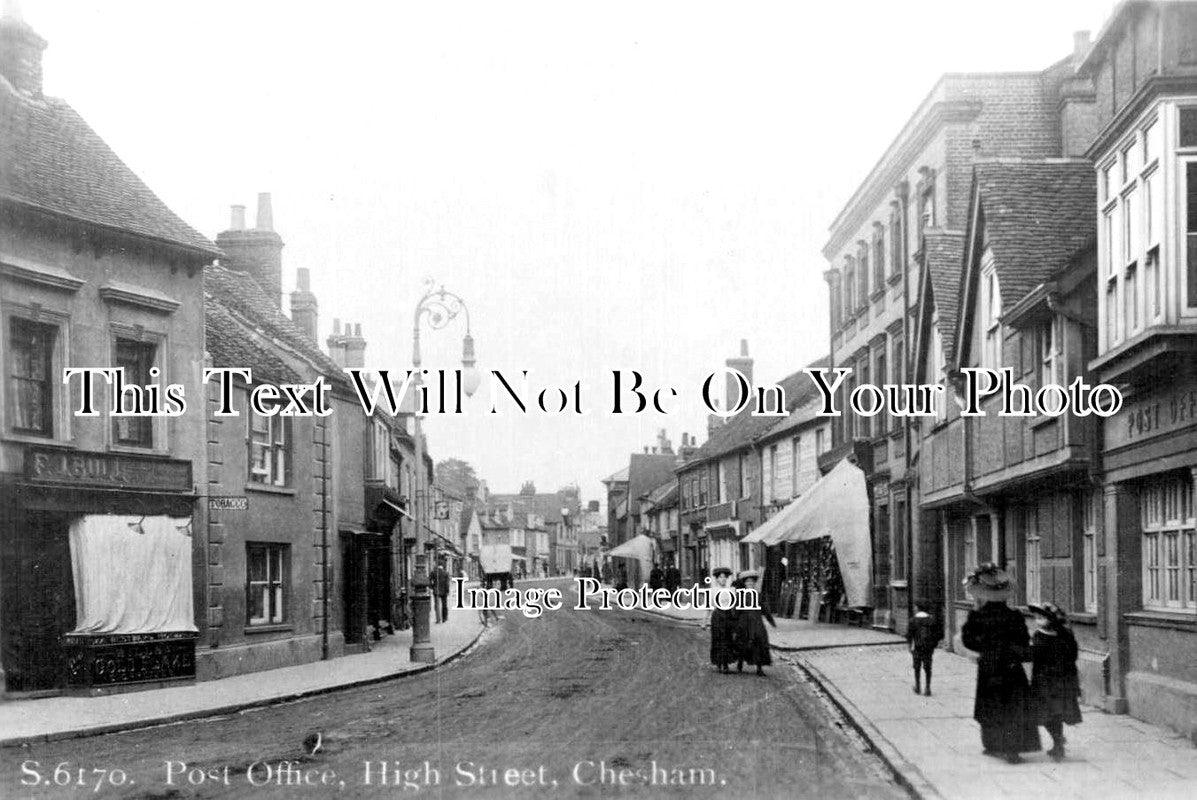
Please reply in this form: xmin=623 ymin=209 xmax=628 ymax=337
xmin=702 ymin=567 xmax=777 ymax=676
xmin=962 ymin=563 xmax=1083 ymax=764
xmin=648 ymin=562 xmax=682 ymax=592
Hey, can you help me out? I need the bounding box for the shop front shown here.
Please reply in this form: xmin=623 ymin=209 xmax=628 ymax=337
xmin=1100 ymin=368 xmax=1197 ymax=733
xmin=2 ymin=448 xmax=197 ymax=695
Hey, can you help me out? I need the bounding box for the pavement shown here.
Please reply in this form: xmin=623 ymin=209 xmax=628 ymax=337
xmin=0 ymin=595 xmax=484 ymax=748
xmin=644 ymin=599 xmax=1197 ymax=799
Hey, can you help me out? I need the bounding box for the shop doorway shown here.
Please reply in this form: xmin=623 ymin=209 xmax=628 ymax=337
xmin=2 ymin=511 xmax=76 ymax=691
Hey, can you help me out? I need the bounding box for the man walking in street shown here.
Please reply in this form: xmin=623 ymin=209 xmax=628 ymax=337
xmin=433 ymin=558 xmax=451 ymax=624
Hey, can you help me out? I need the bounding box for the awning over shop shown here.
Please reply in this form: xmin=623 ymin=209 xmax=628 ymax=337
xmin=740 ymin=459 xmax=873 ymax=607
xmin=605 ymin=534 xmax=656 ymax=561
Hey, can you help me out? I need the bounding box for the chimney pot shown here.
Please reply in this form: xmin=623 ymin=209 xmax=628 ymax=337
xmin=355 ymin=323 xmax=362 ymax=336
xmin=333 ymin=318 xmax=341 ymax=334
xmin=256 ymin=192 xmax=274 ymax=231
xmin=740 ymin=339 xmax=749 ymax=357
xmin=230 ymin=205 xmax=246 ymax=230
xmin=296 ymin=266 xmax=311 ymax=291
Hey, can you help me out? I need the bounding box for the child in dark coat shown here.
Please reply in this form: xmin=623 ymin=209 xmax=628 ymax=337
xmin=1028 ymin=603 xmax=1083 ymax=761
xmin=734 ymin=571 xmax=776 ymax=676
xmin=906 ymin=606 xmax=944 ymax=696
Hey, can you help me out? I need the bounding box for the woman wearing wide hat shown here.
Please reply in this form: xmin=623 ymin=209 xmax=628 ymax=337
xmin=1028 ymin=602 xmax=1082 ymax=761
xmin=702 ymin=567 xmax=738 ymax=673
xmin=733 ymin=569 xmax=776 ymax=676
xmin=961 ymin=563 xmax=1041 ymax=763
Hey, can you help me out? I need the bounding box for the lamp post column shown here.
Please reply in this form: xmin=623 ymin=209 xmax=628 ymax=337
xmin=409 ymin=322 xmax=435 ymax=663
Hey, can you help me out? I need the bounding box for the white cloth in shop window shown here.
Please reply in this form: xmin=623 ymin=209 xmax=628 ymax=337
xmin=69 ymin=514 xmax=197 ymax=634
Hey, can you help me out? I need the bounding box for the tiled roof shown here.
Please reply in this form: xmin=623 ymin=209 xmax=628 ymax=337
xmin=205 ymin=266 xmax=351 ymax=388
xmin=205 ymin=297 xmax=302 ymax=387
xmin=923 ymin=230 xmax=967 ymax=367
xmin=972 ymin=161 xmax=1096 ymax=309
xmin=645 ymin=480 xmax=678 ymax=509
xmin=681 ymin=356 xmax=829 ymax=468
xmin=602 ymin=466 xmax=629 ymax=485
xmin=0 ymin=78 xmax=219 ymax=257
xmin=488 ymin=491 xmax=582 ymax=525
xmin=627 ymin=453 xmax=679 ymax=503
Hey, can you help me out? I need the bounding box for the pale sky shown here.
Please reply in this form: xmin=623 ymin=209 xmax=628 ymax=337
xmin=23 ymin=0 xmax=1116 ymax=505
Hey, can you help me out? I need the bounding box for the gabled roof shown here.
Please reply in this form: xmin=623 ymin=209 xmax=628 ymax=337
xmin=681 ymin=356 xmax=829 ymax=468
xmin=957 ymin=160 xmax=1096 ymax=365
xmin=205 ymin=265 xmax=351 ymax=388
xmin=627 ymin=452 xmax=678 ymax=504
xmin=645 ymin=480 xmax=679 ymax=509
xmin=0 ymin=77 xmax=219 ymax=258
xmin=923 ymin=230 xmax=968 ymax=368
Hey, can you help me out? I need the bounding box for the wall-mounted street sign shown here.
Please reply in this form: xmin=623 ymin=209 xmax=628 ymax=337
xmin=434 ymin=500 xmax=450 ymax=520
xmin=208 ymin=496 xmax=249 ymax=511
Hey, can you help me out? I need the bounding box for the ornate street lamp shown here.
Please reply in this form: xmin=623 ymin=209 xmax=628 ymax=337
xmin=408 ymin=280 xmax=480 ymax=663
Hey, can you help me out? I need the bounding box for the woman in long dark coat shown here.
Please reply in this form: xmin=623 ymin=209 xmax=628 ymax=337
xmin=734 ymin=570 xmax=776 ymax=676
xmin=702 ymin=567 xmax=737 ymax=673
xmin=961 ymin=563 xmax=1040 ymax=763
xmin=1028 ymin=602 xmax=1082 ymax=761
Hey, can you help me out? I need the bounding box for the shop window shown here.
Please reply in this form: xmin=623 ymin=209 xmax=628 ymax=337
xmin=112 ymin=337 xmax=157 ymax=448
xmin=1083 ymin=489 xmax=1098 ymax=613
xmin=248 ymin=408 xmax=292 ymax=487
xmin=247 ymin=543 xmax=288 ymax=626
xmin=963 ymin=520 xmax=978 ymax=574
xmin=7 ymin=316 xmax=57 ymax=437
xmin=1141 ymin=474 xmax=1196 ymax=612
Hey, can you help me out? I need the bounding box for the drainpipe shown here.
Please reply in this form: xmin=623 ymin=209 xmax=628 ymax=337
xmin=898 ymin=181 xmax=913 ymax=622
xmin=321 ymin=417 xmax=330 ymax=660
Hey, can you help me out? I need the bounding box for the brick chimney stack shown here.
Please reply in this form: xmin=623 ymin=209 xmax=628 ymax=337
xmin=1072 ymin=30 xmax=1090 ymax=65
xmin=0 ymin=1 xmax=46 ymax=98
xmin=215 ymin=193 xmax=285 ymax=307
xmin=343 ymin=322 xmax=367 ymax=369
xmin=725 ymin=339 xmax=753 ymax=412
xmin=326 ymin=319 xmax=347 ymax=366
xmin=289 ymin=267 xmax=319 ymax=342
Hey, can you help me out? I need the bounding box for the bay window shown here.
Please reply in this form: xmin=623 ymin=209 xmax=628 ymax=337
xmin=1040 ymin=317 xmax=1061 ymax=388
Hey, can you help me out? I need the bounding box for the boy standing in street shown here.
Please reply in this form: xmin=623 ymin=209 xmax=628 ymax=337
xmin=907 ymin=605 xmax=943 ymax=696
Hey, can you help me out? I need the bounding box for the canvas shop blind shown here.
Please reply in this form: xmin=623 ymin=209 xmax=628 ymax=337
xmin=69 ymin=515 xmax=197 ymax=634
